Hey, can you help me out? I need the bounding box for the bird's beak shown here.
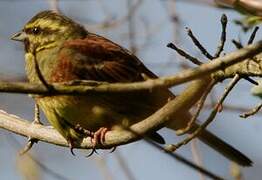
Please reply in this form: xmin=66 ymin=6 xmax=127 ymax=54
xmin=10 ymin=31 xmax=27 ymax=41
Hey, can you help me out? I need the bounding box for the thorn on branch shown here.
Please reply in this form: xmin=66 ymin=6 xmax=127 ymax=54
xmin=19 ymin=137 xmax=38 ymax=155
xmin=214 ymin=14 xmax=227 ymax=58
xmin=167 ymin=43 xmax=203 ymax=65
xmin=240 ymin=102 xmax=262 ymax=118
xmin=186 ymin=27 xmax=214 ymax=60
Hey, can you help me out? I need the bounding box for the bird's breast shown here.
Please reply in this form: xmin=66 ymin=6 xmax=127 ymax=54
xmin=24 ymin=47 xmax=61 ymax=84
xmin=37 ymin=95 xmax=125 ymax=131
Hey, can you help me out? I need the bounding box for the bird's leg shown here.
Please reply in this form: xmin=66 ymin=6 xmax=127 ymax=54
xmin=20 ymin=103 xmax=43 ymax=155
xmin=72 ymin=125 xmax=115 ymax=157
xmin=74 ymin=124 xmax=93 ymax=137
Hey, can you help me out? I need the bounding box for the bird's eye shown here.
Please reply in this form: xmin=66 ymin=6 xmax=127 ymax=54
xmin=32 ymin=27 xmax=40 ymax=34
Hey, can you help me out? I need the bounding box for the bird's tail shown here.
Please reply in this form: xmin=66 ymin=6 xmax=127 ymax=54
xmin=198 ymin=128 xmax=252 ymax=166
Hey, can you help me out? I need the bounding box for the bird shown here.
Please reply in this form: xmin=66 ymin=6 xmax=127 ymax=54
xmin=11 ymin=10 xmax=252 ymax=166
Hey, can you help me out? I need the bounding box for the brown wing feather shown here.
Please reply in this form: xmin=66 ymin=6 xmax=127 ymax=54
xmin=62 ymin=33 xmax=157 ymax=82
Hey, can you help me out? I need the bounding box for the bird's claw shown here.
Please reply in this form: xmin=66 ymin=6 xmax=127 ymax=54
xmin=71 ymin=125 xmax=112 ymax=157
xmin=68 ymin=138 xmax=76 ymax=156
xmin=86 ymin=127 xmax=109 ymax=157
xmin=86 ymin=148 xmax=99 ymax=157
xmin=109 ymin=146 xmax=117 ymax=153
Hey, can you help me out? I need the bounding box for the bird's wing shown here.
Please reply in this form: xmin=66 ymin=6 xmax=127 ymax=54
xmin=58 ymin=33 xmax=158 ymax=83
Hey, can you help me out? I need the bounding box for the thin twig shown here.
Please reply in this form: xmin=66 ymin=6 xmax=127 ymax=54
xmin=248 ymin=26 xmax=259 ymax=45
xmin=214 ymin=14 xmax=227 ymax=58
xmin=240 ymin=102 xmax=262 ymax=118
xmin=176 ymin=80 xmax=215 ymax=135
xmin=186 ymin=27 xmax=214 ymax=60
xmin=232 ymin=40 xmax=243 ymax=49
xmin=166 ymin=74 xmax=240 ymax=151
xmin=204 ymin=103 xmax=262 ymax=115
xmin=167 ymin=43 xmax=203 ymax=65
xmin=241 ymin=76 xmax=259 ymax=85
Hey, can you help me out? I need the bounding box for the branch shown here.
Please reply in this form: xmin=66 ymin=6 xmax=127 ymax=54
xmin=167 ymin=42 xmax=203 ymax=65
xmin=1 ymin=41 xmax=262 ymax=95
xmin=0 ymin=75 xmax=211 ymax=150
xmin=186 ymin=27 xmax=214 ymax=59
xmin=214 ymin=14 xmax=227 ymax=58
xmin=214 ymin=52 xmax=262 ymax=80
xmin=240 ymin=102 xmax=262 ymax=118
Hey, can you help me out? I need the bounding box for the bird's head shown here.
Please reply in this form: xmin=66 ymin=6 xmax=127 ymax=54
xmin=11 ymin=10 xmax=87 ymax=53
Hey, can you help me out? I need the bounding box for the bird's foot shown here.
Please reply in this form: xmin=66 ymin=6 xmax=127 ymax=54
xmin=68 ymin=124 xmax=93 ymax=156
xmin=86 ymin=127 xmax=109 ymax=157
xmin=71 ymin=125 xmax=114 ymax=157
xmin=91 ymin=127 xmax=108 ymax=145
